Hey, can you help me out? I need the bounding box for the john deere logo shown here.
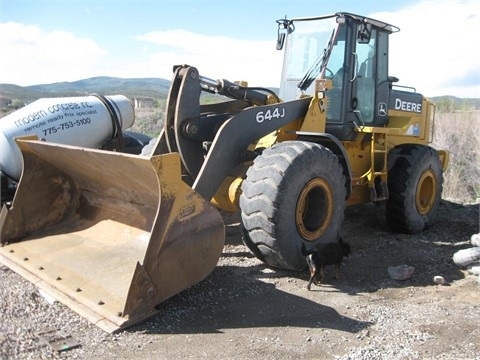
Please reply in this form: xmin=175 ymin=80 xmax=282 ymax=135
xmin=378 ymin=102 xmax=387 ymax=116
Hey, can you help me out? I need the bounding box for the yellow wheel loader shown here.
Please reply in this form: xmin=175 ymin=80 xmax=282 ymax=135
xmin=0 ymin=12 xmax=448 ymax=332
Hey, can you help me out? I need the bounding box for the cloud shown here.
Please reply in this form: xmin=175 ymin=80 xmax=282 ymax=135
xmin=131 ymin=1 xmax=480 ymax=97
xmin=134 ymin=30 xmax=282 ymax=87
xmin=371 ymin=1 xmax=480 ymax=97
xmin=0 ymin=22 xmax=108 ymax=86
xmin=1 ymin=1 xmax=478 ymax=98
xmin=0 ymin=21 xmax=283 ymax=88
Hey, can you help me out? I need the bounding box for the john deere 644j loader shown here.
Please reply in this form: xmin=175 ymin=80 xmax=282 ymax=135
xmin=0 ymin=13 xmax=448 ymax=332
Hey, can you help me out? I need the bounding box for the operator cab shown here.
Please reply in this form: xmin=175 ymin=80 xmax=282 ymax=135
xmin=277 ymin=13 xmax=400 ymax=140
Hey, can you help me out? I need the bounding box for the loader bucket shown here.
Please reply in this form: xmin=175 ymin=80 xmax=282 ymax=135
xmin=0 ymin=139 xmax=225 ymax=332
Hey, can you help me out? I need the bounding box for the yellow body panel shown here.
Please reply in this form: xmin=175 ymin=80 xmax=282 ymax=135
xmin=211 ymin=92 xmax=446 ymax=210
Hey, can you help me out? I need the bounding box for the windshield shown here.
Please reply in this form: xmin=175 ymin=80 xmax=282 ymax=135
xmin=279 ymin=16 xmax=345 ymax=101
xmin=296 ymin=28 xmax=335 ymax=91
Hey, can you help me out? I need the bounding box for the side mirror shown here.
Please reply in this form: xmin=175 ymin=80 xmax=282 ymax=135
xmin=276 ymin=19 xmax=294 ymax=50
xmin=357 ymin=23 xmax=372 ymax=44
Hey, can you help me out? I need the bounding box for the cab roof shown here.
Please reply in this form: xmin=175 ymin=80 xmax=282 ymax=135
xmin=287 ymin=12 xmax=400 ymax=33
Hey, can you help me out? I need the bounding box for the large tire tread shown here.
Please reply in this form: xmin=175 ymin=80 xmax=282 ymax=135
xmin=387 ymin=144 xmax=443 ymax=234
xmin=240 ymin=141 xmax=346 ymax=270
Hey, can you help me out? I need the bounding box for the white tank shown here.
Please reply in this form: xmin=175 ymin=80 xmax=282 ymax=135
xmin=0 ymin=94 xmax=135 ymax=180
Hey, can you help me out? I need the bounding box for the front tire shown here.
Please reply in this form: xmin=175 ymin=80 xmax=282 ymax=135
xmin=386 ymin=144 xmax=443 ymax=234
xmin=240 ymin=141 xmax=347 ymax=270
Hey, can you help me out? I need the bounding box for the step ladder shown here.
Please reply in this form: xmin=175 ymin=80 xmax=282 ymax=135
xmin=368 ymin=132 xmax=389 ymax=201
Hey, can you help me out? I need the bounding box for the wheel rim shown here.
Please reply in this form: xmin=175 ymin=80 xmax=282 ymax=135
xmin=296 ymin=177 xmax=333 ymax=241
xmin=415 ymin=169 xmax=437 ymax=215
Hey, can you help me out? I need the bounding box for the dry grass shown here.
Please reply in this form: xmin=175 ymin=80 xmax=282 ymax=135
xmin=131 ymin=108 xmax=164 ymax=137
xmin=432 ymin=111 xmax=480 ymax=204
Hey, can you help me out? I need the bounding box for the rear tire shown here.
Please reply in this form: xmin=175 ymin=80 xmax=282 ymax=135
xmin=240 ymin=141 xmax=346 ymax=270
xmin=386 ymin=144 xmax=443 ymax=234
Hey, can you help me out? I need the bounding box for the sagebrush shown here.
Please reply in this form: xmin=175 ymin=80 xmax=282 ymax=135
xmin=433 ymin=111 xmax=480 ymax=203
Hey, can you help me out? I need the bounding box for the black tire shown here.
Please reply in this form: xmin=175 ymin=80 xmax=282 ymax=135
xmin=122 ymin=131 xmax=152 ymax=155
xmin=386 ymin=144 xmax=443 ymax=234
xmin=240 ymin=141 xmax=347 ymax=270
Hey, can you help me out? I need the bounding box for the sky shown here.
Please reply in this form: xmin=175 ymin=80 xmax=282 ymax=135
xmin=0 ymin=0 xmax=479 ymax=98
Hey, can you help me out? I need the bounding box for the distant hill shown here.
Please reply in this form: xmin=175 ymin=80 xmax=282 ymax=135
xmin=1 ymin=77 xmax=478 ymax=112
xmin=430 ymin=95 xmax=480 ymax=112
xmin=0 ymin=83 xmax=51 ymax=103
xmin=0 ymin=76 xmax=171 ymax=103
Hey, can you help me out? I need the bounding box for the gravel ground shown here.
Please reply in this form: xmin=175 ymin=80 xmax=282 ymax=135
xmin=1 ymin=199 xmax=479 ymax=359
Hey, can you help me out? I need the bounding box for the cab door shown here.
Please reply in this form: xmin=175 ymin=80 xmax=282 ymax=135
xmin=352 ymin=23 xmax=390 ymax=126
